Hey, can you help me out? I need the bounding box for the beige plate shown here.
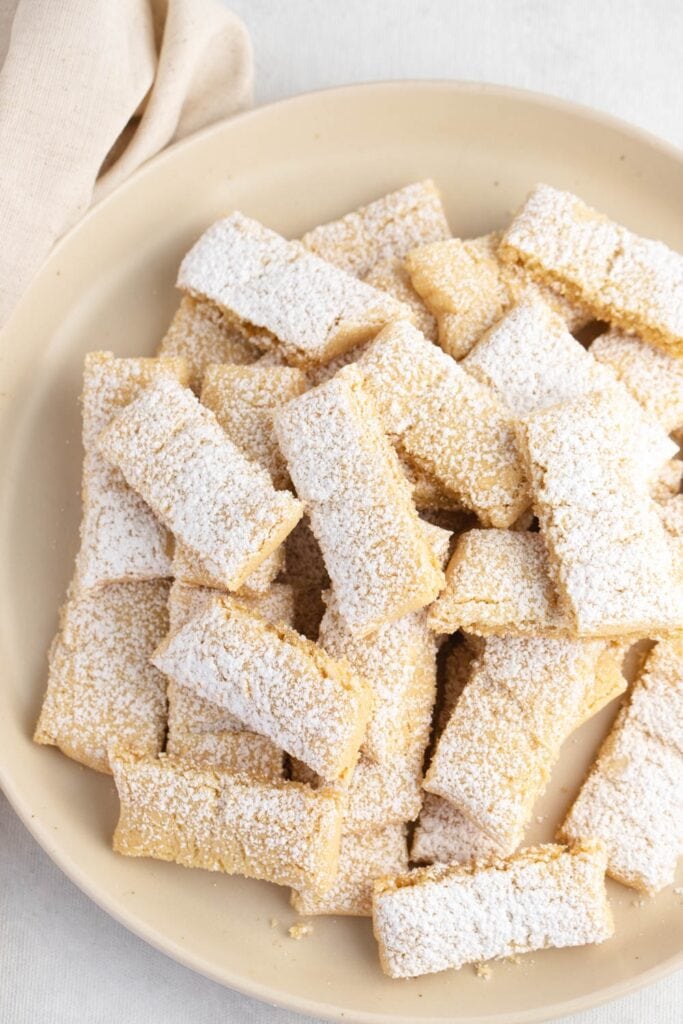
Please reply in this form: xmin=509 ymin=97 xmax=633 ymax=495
xmin=0 ymin=82 xmax=682 ymax=1023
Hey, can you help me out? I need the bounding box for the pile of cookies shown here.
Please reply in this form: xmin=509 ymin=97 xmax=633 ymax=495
xmin=35 ymin=180 xmax=683 ymax=979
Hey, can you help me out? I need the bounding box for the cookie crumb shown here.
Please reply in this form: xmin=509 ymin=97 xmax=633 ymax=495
xmin=288 ymin=921 xmax=314 ymax=940
xmin=269 ymin=917 xmax=279 ymax=929
xmin=474 ymin=962 xmax=492 ymax=980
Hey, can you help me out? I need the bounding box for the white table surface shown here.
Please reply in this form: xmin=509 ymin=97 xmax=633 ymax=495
xmin=2 ymin=1 xmax=682 ymax=1021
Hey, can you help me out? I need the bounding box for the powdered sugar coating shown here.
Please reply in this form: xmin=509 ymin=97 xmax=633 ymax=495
xmin=358 ymin=320 xmax=529 ymax=527
xmin=406 ymin=232 xmax=589 ymax=361
xmin=153 ymin=596 xmax=372 ymax=781
xmin=75 ymin=455 xmax=173 ymax=591
xmin=75 ymin=352 xmax=190 ymax=589
xmin=411 ymin=793 xmax=507 ymax=865
xmin=35 ymin=580 xmax=170 ymax=773
xmin=300 ymin=180 xmax=450 ymax=278
xmin=80 ymin=351 xmax=191 ymax=453
xmin=499 ymin=183 xmax=683 ymax=354
xmin=166 ymin=579 xmax=295 ymax=636
xmin=157 ymin=295 xmax=259 ymax=392
xmin=365 ymin=258 xmax=437 ymax=341
xmin=290 ymin=656 xmax=436 ymax=832
xmin=178 ymin=211 xmax=409 ymax=369
xmin=372 ymin=841 xmax=613 ymax=978
xmin=343 ymin=659 xmax=436 ymax=831
xmin=414 ymin=643 xmax=497 ymax=869
xmin=275 ymin=365 xmax=444 ymax=635
xmin=98 ymin=377 xmax=302 ymax=591
xmin=519 ymin=390 xmax=683 ymax=636
xmin=414 ymin=637 xmax=622 ymax=865
xmin=165 ymin=580 xmax=294 ymax=774
xmin=591 ymin=329 xmax=683 ymax=434
xmin=561 ymin=639 xmax=683 ymax=894
xmin=562 ymin=722 xmax=683 ymax=894
xmin=111 ymin=750 xmax=346 ymax=893
xmin=169 ymin=727 xmax=284 ymax=780
xmin=427 ymin=530 xmax=567 ymax=637
xmin=293 ymin=824 xmax=408 ymax=917
xmin=424 ymin=637 xmax=610 ymax=848
xmin=172 ymin=538 xmax=284 ymax=596
xmin=175 ymin=352 xmax=298 ymax=599
xmin=627 ymin=639 xmax=683 ymax=756
xmin=200 ymin=362 xmax=308 ymax=489
xmin=463 ymin=296 xmax=675 ymax=483
xmin=319 ymin=591 xmax=436 ymax=764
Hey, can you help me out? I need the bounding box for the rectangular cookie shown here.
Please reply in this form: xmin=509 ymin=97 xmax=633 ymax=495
xmin=357 ymin=320 xmax=528 ymax=527
xmin=75 ymin=351 xmax=190 ymax=590
xmin=290 ymin=654 xmax=436 ymax=832
xmin=111 ymin=749 xmax=346 ymax=893
xmin=423 ymin=636 xmax=616 ymax=849
xmin=560 ymin=640 xmax=683 ymax=894
xmin=372 ymin=841 xmax=613 ymax=978
xmin=591 ymin=328 xmax=683 ymax=435
xmin=98 ymin=376 xmax=303 ymax=592
xmin=153 ymin=595 xmax=372 ymax=781
xmin=412 ymin=638 xmax=623 ymax=865
xmin=200 ymin=363 xmax=308 ymax=489
xmin=177 ymin=211 xmax=410 ymax=369
xmin=499 ymin=183 xmax=683 ymax=355
xmin=34 ymin=580 xmax=170 ymax=773
xmin=300 ymin=180 xmax=450 ymax=278
xmin=462 ymin=295 xmax=675 ymax=482
xmin=344 ymin=653 xmax=437 ymax=832
xmin=318 ymin=591 xmax=437 ymax=764
xmin=518 ymin=390 xmax=683 ymax=636
xmin=413 ymin=641 xmax=498 ymax=865
xmin=275 ymin=365 xmax=444 ymax=635
xmin=170 ymin=349 xmax=289 ymax=594
xmin=165 ymin=581 xmax=294 ymax=775
xmin=292 ymin=824 xmax=409 ymax=917
xmin=157 ymin=295 xmax=259 ymax=392
xmin=405 ymin=232 xmax=589 ymax=360
xmin=427 ymin=530 xmax=569 ymax=637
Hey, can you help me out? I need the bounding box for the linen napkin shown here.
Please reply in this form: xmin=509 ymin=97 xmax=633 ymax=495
xmin=0 ymin=0 xmax=252 ymax=328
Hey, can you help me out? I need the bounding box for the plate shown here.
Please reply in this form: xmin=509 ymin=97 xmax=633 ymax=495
xmin=0 ymin=82 xmax=681 ymax=1023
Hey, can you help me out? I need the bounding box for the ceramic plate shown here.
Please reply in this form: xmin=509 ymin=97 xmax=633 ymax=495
xmin=1 ymin=82 xmax=681 ymax=1023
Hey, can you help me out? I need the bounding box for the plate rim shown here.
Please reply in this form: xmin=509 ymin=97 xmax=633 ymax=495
xmin=1 ymin=78 xmax=682 ymax=1024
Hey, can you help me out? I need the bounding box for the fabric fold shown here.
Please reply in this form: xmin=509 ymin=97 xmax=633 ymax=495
xmin=0 ymin=0 xmax=253 ymax=328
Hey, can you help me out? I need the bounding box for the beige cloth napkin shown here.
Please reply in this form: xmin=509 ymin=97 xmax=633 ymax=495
xmin=0 ymin=0 xmax=252 ymax=328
